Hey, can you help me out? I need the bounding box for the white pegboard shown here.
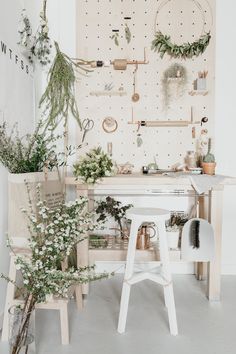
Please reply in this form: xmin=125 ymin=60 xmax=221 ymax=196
xmin=75 ymin=0 xmax=215 ymax=171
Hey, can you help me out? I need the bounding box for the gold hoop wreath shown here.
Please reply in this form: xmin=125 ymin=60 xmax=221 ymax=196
xmin=151 ymin=0 xmax=213 ymax=59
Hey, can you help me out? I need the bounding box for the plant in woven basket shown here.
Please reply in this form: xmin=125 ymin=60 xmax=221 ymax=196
xmin=151 ymin=31 xmax=211 ymax=59
xmin=1 ymin=187 xmax=110 ymax=354
xmin=0 ymin=121 xmax=59 ymax=174
xmin=95 ymin=196 xmax=133 ymax=234
xmin=73 ymin=147 xmax=114 ymax=184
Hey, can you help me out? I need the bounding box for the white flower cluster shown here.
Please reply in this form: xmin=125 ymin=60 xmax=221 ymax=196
xmin=13 ymin=195 xmax=108 ymax=303
xmin=73 ymin=147 xmax=114 ymax=184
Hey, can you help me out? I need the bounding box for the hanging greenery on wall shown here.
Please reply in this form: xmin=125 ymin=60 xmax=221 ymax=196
xmin=18 ymin=0 xmax=52 ymax=66
xmin=39 ymin=42 xmax=92 ymax=131
xmin=151 ymin=31 xmax=211 ymax=59
xmin=162 ymin=63 xmax=188 ymax=109
xmin=151 ymin=0 xmax=212 ymax=59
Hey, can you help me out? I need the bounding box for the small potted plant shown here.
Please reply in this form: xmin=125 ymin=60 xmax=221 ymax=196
xmin=166 ymin=214 xmax=188 ymax=249
xmin=202 ymin=138 xmax=216 ymax=175
xmin=95 ymin=196 xmax=133 ymax=239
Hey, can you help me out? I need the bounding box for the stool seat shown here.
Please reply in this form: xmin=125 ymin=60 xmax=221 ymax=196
xmin=127 ymin=207 xmax=170 ymax=222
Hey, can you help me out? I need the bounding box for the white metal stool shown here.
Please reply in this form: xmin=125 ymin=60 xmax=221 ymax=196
xmin=117 ymin=208 xmax=178 ymax=336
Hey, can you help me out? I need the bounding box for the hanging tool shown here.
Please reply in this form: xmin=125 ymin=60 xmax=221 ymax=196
xmin=132 ymin=62 xmax=140 ymax=102
xmin=81 ymin=118 xmax=94 ymax=142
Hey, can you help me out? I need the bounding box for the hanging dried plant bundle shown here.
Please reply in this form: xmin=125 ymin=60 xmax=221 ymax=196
xmin=39 ymin=42 xmax=92 ymax=132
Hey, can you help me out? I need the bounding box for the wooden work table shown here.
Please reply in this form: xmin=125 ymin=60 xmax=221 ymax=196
xmin=65 ymin=173 xmax=236 ymax=301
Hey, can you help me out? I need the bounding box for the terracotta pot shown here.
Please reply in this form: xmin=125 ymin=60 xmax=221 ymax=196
xmin=202 ymin=162 xmax=216 ymax=175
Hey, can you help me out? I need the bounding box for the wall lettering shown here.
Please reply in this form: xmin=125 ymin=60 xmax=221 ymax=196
xmin=0 ymin=39 xmax=32 ymax=75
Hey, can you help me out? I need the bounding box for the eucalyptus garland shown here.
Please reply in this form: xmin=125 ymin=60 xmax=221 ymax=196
xmin=151 ymin=31 xmax=211 ymax=59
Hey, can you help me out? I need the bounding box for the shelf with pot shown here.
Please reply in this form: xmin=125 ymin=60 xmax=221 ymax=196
xmin=90 ymin=90 xmax=127 ymax=97
xmin=189 ymin=90 xmax=208 ymax=96
xmin=88 ymin=234 xmax=181 ymax=264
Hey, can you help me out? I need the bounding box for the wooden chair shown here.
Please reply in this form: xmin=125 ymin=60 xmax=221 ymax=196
xmin=2 ymin=238 xmax=69 ymax=345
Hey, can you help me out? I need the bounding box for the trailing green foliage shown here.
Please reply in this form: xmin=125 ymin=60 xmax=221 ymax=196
xmin=162 ymin=63 xmax=188 ymax=108
xmin=151 ymin=31 xmax=211 ymax=59
xmin=39 ymin=41 xmax=92 ymax=132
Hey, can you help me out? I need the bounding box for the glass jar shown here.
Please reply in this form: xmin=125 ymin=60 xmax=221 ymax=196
xmin=8 ymin=305 xmax=35 ymax=354
xmin=185 ymin=151 xmax=197 ymax=169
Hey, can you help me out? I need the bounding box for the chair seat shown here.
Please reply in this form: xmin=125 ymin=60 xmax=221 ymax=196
xmin=127 ymin=207 xmax=170 ymax=222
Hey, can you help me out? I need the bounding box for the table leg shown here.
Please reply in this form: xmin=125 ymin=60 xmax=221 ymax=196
xmin=207 ymin=187 xmax=224 ymax=301
xmin=195 ymin=194 xmax=209 ymax=280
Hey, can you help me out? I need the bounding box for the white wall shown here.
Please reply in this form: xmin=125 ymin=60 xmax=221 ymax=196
xmin=215 ymin=0 xmax=236 ymax=274
xmin=0 ymin=0 xmax=41 ymax=319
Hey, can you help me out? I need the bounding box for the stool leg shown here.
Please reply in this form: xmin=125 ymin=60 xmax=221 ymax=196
xmin=158 ymin=222 xmax=178 ymax=336
xmin=2 ymin=256 xmax=17 ymax=341
xmin=118 ymin=220 xmax=139 ymax=334
xmin=60 ymin=302 xmax=69 ymax=345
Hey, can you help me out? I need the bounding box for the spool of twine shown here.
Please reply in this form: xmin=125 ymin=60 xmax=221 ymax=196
xmin=113 ymin=59 xmax=127 ymax=70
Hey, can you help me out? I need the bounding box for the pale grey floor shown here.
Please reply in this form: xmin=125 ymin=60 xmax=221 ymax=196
xmin=1 ymin=275 xmax=236 ymax=354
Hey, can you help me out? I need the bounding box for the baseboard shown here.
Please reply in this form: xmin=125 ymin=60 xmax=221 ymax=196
xmin=95 ymin=261 xmax=195 ymax=274
xmin=221 ymin=264 xmax=236 ymax=275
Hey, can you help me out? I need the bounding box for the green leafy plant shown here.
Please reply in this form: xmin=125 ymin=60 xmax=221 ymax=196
xmin=18 ymin=9 xmax=32 ymax=48
xmin=39 ymin=42 xmax=92 ymax=132
xmin=29 ymin=2 xmax=52 ymax=66
xmin=0 ymin=122 xmax=59 ymax=173
xmin=95 ymin=196 xmax=133 ymax=233
xmin=0 ymin=121 xmax=79 ymax=173
xmin=1 ymin=188 xmax=109 ymax=354
xmin=73 ymin=147 xmax=114 ymax=184
xmin=167 ymin=213 xmax=188 ymax=231
xmin=125 ymin=24 xmax=131 ymax=44
xmin=111 ymin=32 xmax=119 ymax=46
xmin=151 ymin=31 xmax=211 ymax=59
xmin=162 ymin=63 xmax=188 ymax=108
xmin=203 ymin=138 xmax=215 ymax=163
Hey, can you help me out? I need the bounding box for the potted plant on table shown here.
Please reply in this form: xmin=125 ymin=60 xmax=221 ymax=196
xmin=1 ymin=188 xmax=109 ymax=354
xmin=202 ymin=138 xmax=216 ymax=175
xmin=73 ymin=147 xmax=114 ymax=184
xmin=166 ymin=213 xmax=188 ymax=250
